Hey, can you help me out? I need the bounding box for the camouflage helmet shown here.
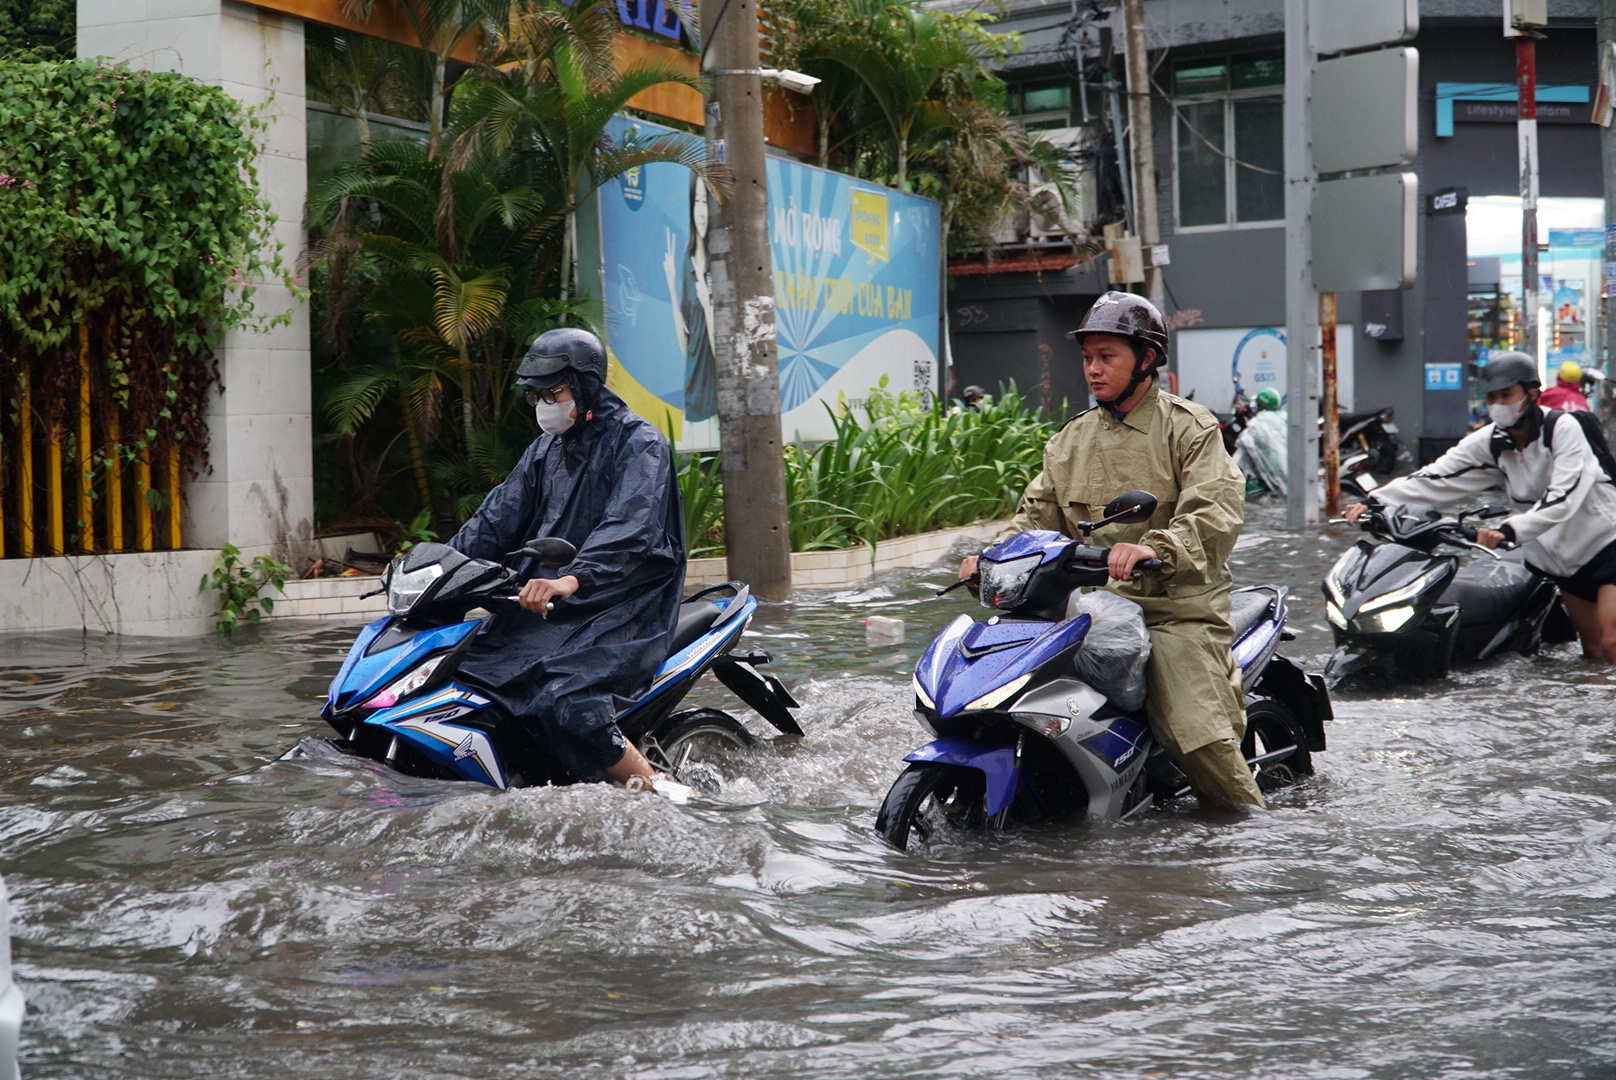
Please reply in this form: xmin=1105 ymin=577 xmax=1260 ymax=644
xmin=1066 ymin=291 xmax=1170 ymax=368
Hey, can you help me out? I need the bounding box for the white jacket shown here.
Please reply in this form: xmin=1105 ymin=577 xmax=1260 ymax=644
xmin=1372 ymin=406 xmax=1616 ymax=578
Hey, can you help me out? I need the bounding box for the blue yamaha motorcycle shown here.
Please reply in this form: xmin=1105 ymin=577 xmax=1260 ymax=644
xmin=876 ymin=491 xmax=1333 ymax=850
xmin=320 ymin=539 xmax=802 ymax=789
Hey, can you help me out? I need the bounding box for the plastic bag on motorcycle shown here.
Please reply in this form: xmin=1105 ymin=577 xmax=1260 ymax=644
xmin=1066 ymin=590 xmax=1152 ymax=712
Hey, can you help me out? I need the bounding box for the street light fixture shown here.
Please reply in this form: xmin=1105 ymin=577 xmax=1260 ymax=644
xmin=710 ymin=68 xmax=821 ymax=95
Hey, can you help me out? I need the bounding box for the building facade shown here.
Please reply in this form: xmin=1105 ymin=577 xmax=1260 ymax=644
xmin=948 ymin=0 xmax=1603 ymax=465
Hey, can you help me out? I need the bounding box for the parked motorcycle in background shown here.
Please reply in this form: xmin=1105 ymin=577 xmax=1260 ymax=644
xmin=1323 ymin=499 xmax=1575 ymax=687
xmin=1233 ymin=394 xmax=1386 ymax=500
xmin=874 ymin=491 xmax=1333 ymax=851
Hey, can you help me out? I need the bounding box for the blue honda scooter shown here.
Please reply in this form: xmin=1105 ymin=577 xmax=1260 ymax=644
xmin=875 ymin=491 xmax=1333 ymax=849
xmin=320 ymin=539 xmax=802 ymax=789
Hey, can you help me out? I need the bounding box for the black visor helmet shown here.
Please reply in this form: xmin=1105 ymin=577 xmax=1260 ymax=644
xmin=517 ymin=328 xmax=608 ymax=389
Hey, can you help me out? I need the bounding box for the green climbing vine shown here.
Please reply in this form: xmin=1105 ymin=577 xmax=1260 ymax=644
xmin=0 ymin=57 xmax=294 ymax=485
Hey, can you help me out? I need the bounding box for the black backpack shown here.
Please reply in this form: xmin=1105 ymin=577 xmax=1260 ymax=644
xmin=1544 ymin=409 xmax=1616 ymax=484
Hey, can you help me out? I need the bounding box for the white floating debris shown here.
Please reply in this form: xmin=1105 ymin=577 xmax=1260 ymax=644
xmin=865 ymin=615 xmax=905 ymax=643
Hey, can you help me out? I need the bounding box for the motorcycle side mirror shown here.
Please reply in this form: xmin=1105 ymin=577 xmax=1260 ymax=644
xmin=1101 ymin=490 xmax=1158 ymax=525
xmin=519 ymin=537 xmax=578 ymax=567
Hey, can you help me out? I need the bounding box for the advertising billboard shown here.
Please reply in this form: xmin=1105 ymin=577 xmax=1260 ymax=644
xmin=595 ymin=117 xmax=942 ymax=450
xmin=1176 ymin=325 xmax=1356 ymax=413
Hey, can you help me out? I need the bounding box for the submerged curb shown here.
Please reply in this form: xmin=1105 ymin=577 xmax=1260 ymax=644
xmin=685 ymin=519 xmax=1011 ymax=591
xmin=268 ymin=519 xmax=1012 ymax=622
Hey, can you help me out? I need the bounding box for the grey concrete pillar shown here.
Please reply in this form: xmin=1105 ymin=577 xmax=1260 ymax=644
xmin=78 ymin=0 xmax=313 ymax=561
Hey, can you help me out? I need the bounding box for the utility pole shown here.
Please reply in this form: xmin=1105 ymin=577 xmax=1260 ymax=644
xmin=1284 ymin=0 xmax=1318 ymax=528
xmin=1517 ymin=28 xmax=1541 ymax=366
xmin=1320 ymin=291 xmax=1340 ymax=515
xmin=1122 ymin=0 xmax=1163 ymax=308
xmin=1602 ymin=0 xmax=1616 ymax=372
xmin=700 ymin=0 xmax=793 ymax=600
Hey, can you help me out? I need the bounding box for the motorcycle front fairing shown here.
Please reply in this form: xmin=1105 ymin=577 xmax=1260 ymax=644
xmin=324 ymin=616 xmax=481 ymax=721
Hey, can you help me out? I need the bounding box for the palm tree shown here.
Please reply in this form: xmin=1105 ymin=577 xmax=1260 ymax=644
xmin=444 ymin=0 xmax=729 ymax=303
xmin=340 ymin=0 xmax=511 ymax=158
xmin=311 ymin=0 xmax=727 ymax=525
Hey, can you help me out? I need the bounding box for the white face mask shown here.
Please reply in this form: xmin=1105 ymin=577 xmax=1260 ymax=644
xmin=1488 ymin=399 xmax=1527 ymax=429
xmin=535 ymin=399 xmax=577 ymax=436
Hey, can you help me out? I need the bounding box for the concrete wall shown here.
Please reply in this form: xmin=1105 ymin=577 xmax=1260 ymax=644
xmin=78 ymin=0 xmax=314 ymax=563
xmin=0 ymin=551 xmax=218 ymax=636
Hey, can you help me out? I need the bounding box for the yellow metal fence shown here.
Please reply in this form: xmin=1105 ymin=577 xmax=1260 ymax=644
xmin=3 ymin=326 xmax=185 ymax=559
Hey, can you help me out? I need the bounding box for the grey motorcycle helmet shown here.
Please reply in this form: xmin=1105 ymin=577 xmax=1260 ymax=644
xmin=1479 ymin=351 xmax=1541 ymax=395
xmin=517 ymin=328 xmax=607 ymax=389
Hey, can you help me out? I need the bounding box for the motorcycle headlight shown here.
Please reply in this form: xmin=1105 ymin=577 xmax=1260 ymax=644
xmin=1359 ymin=566 xmax=1449 ymax=614
xmin=963 ymin=673 xmax=1031 ymax=712
xmin=979 ymin=554 xmax=1042 ymax=610
xmin=363 ymin=655 xmax=446 ymax=710
xmin=388 ymin=563 xmax=445 ymax=616
xmin=1325 ymin=547 xmax=1365 ymax=605
xmin=912 ymin=673 xmax=935 ymax=711
xmin=1355 ymin=605 xmax=1416 ymax=633
xmin=1326 ymin=600 xmax=1346 ymax=629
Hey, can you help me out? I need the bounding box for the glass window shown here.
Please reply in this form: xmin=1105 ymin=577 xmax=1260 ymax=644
xmin=1233 ymin=99 xmax=1283 ymax=222
xmin=1173 ymin=52 xmax=1286 ymax=230
xmin=1231 ymin=52 xmax=1284 ymax=90
xmin=1177 ymin=101 xmax=1227 ymax=227
xmin=1022 ymin=82 xmax=1070 ymax=116
xmin=1175 ymin=59 xmax=1228 ymax=95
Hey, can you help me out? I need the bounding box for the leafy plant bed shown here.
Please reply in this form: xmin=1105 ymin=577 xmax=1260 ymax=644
xmin=679 ymin=381 xmax=1055 ymax=558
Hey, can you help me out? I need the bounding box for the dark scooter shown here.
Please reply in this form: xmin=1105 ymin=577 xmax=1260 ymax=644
xmin=1323 ymin=500 xmax=1575 ymax=686
xmin=874 ymin=491 xmax=1333 ymax=851
xmin=320 ymin=539 xmax=803 ymax=789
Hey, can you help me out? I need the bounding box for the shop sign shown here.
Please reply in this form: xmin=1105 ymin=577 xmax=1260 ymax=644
xmin=1425 ymin=363 xmax=1464 ymax=391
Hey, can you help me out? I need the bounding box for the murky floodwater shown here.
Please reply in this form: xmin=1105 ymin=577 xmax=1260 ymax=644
xmin=3 ymin=503 xmax=1615 ymax=1078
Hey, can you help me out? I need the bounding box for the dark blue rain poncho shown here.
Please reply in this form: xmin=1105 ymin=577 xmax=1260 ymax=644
xmin=448 ymin=386 xmax=685 ymax=780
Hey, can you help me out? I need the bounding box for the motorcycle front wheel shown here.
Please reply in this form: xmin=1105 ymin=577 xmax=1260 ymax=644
xmin=874 ymin=762 xmax=987 ymax=851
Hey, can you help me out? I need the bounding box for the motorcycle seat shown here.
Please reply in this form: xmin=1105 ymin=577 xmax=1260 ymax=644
xmin=1338 ymin=409 xmax=1386 ymax=429
xmin=1438 ymin=559 xmax=1537 ymax=626
xmin=1229 ymin=590 xmax=1273 ymax=640
xmin=668 ymin=600 xmax=724 ymax=655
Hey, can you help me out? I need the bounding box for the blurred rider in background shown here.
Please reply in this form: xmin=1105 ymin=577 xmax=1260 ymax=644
xmin=1538 ymin=360 xmax=1591 ymax=413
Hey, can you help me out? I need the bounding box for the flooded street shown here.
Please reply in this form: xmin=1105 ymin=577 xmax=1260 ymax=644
xmin=3 ymin=502 xmax=1615 ymax=1078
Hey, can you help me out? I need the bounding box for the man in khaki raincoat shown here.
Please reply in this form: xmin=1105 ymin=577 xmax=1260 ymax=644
xmin=960 ymin=292 xmax=1263 ymax=809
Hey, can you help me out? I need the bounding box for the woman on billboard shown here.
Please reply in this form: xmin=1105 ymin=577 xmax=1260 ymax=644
xmin=663 ymin=174 xmax=717 ymax=421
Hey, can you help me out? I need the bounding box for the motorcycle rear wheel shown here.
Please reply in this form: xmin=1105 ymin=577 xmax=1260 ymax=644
xmin=641 ymin=708 xmax=756 ymax=777
xmin=875 ymin=763 xmax=987 ymax=851
xmin=1243 ymin=696 xmax=1313 ymax=792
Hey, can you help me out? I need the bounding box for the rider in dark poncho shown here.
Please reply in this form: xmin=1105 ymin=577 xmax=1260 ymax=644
xmin=448 ymin=329 xmax=686 ymax=783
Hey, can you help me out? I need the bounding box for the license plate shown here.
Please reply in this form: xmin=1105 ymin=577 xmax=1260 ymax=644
xmin=1380 ymin=422 xmax=1398 ymax=434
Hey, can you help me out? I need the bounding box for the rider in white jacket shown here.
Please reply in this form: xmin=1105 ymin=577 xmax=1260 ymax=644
xmin=1346 ymin=352 xmax=1616 ymax=662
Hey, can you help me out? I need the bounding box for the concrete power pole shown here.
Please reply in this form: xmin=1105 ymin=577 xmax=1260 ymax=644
xmin=1518 ymin=30 xmax=1541 ymax=367
xmin=1600 ymin=0 xmax=1615 ymax=370
xmin=700 ymin=0 xmax=793 ymax=601
xmin=1122 ymin=0 xmax=1164 ymax=308
xmin=1284 ymin=0 xmax=1319 ymax=528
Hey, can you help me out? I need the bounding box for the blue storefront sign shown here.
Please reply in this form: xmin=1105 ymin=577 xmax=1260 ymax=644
xmin=593 ymin=116 xmax=942 ymax=450
xmin=1425 ymin=363 xmax=1464 ymax=391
